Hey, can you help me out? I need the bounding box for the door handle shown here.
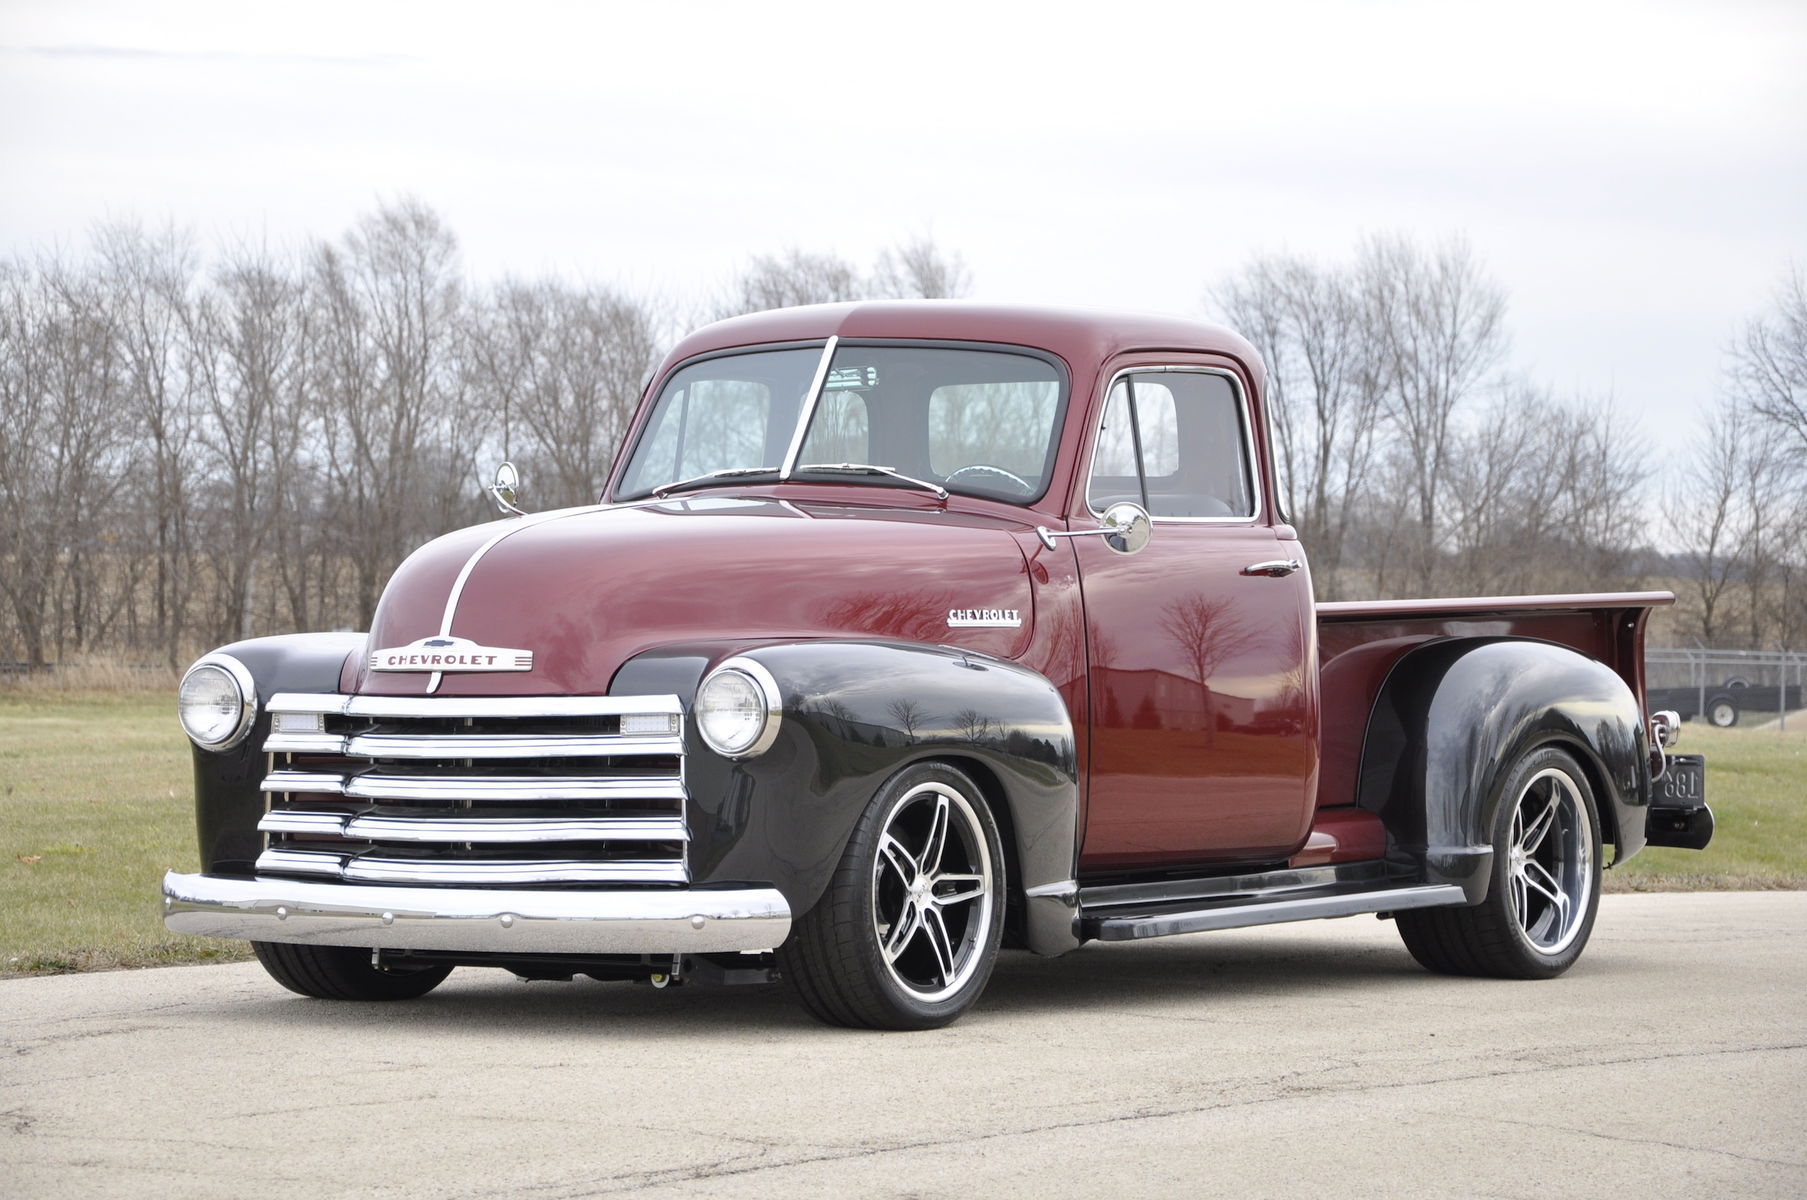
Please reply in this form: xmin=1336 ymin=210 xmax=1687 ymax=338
xmin=1241 ymin=559 xmax=1301 ymax=578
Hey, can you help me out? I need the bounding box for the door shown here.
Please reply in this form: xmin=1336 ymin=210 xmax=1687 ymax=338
xmin=1073 ymin=366 xmax=1318 ymax=870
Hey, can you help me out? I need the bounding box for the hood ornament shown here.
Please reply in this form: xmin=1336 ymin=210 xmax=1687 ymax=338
xmin=369 ymin=635 xmax=533 ymax=674
xmin=487 ymin=461 xmax=526 ymax=517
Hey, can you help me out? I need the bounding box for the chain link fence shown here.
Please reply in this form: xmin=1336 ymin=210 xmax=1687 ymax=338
xmin=1646 ymin=648 xmax=1807 ymax=731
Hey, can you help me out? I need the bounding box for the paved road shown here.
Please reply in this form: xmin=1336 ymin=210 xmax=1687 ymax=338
xmin=3 ymin=892 xmax=1803 ymax=1199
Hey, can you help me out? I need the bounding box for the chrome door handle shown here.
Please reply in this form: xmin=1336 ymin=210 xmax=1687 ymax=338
xmin=1241 ymin=559 xmax=1301 ymax=577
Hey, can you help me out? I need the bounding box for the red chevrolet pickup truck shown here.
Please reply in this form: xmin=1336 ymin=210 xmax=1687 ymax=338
xmin=163 ymin=303 xmax=1712 ymax=1028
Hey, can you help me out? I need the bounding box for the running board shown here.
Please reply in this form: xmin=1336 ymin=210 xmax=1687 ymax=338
xmin=1083 ymin=884 xmax=1467 ymax=942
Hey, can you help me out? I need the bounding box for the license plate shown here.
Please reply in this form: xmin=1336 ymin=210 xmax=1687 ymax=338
xmin=1654 ymin=754 xmax=1706 ymax=806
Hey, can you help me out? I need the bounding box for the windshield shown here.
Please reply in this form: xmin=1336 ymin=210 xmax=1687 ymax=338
xmin=615 ymin=342 xmax=1066 ymax=504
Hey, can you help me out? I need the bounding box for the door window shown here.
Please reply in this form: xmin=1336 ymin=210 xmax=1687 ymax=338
xmin=1087 ymin=370 xmax=1255 ymax=519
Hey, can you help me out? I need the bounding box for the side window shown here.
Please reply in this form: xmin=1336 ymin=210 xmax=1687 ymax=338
xmin=1087 ymin=371 xmax=1255 ymax=519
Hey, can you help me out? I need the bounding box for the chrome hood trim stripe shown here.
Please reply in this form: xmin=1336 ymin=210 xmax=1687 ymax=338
xmin=426 ymin=504 xmax=610 ymax=691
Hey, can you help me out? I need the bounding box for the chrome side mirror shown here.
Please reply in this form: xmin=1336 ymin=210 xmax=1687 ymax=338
xmin=1035 ymin=501 xmax=1153 ymax=556
xmin=487 ymin=461 xmax=525 ymax=517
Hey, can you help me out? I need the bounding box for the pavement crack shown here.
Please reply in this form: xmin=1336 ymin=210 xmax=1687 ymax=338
xmin=1479 ymin=1113 xmax=1807 ymax=1168
xmin=511 ymin=1040 xmax=1807 ymax=1197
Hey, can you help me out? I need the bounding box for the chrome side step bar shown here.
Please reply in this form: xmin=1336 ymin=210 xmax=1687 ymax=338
xmin=1083 ymin=884 xmax=1467 ymax=942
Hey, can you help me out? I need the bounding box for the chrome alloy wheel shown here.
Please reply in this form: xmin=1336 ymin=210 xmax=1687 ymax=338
xmin=1506 ymin=766 xmax=1594 ymax=955
xmin=870 ymin=781 xmax=996 ymax=1003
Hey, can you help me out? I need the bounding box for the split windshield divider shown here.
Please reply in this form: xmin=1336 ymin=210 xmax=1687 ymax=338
xmin=779 ymin=336 xmax=840 ymax=480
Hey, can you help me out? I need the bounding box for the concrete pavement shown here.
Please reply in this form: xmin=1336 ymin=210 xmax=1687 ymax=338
xmin=3 ymin=891 xmax=1803 ymax=1199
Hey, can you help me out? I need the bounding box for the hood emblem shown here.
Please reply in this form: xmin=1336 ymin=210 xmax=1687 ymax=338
xmin=369 ymin=635 xmax=533 ymax=674
xmin=947 ymin=608 xmax=1022 ymax=629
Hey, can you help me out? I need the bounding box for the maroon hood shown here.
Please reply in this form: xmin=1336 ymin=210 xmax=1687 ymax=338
xmin=355 ymin=496 xmax=1036 ymax=696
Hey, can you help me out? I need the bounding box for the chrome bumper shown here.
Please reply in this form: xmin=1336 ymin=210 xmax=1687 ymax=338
xmin=162 ymin=871 xmax=791 ymax=955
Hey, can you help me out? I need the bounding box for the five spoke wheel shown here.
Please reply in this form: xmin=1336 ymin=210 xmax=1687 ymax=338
xmin=781 ymin=762 xmax=1006 ymax=1029
xmin=1505 ymin=767 xmax=1593 ymax=955
xmin=872 ymin=783 xmax=995 ymax=1002
xmin=1396 ymin=745 xmax=1602 ymax=979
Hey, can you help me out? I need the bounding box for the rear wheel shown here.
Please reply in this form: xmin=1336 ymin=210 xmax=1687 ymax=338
xmin=1706 ymin=695 xmax=1739 ymax=727
xmin=780 ymin=762 xmax=1005 ymax=1030
xmin=1397 ymin=745 xmax=1601 ymax=979
xmin=252 ymin=942 xmax=453 ymax=1001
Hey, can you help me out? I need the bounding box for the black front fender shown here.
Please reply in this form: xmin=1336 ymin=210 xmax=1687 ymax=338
xmin=1359 ymin=638 xmax=1648 ymax=902
xmin=188 ymin=632 xmax=368 ymax=875
xmin=613 ymin=640 xmax=1081 ymax=955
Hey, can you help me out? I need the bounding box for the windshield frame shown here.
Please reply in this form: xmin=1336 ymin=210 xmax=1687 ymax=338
xmin=610 ymin=337 xmax=1072 ymax=507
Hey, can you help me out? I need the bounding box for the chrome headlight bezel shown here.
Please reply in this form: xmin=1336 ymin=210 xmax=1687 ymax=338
xmin=177 ymin=653 xmax=258 ymax=751
xmin=694 ymin=657 xmax=782 ymax=759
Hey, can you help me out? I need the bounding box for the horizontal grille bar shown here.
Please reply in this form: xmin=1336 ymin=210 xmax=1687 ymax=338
xmin=265 ymin=731 xmax=682 ymax=759
xmin=262 ymin=769 xmax=685 ymax=805
xmin=257 ymin=811 xmax=688 ymax=844
xmin=256 ymin=848 xmax=688 ymax=886
xmin=267 ymin=692 xmax=682 ymax=719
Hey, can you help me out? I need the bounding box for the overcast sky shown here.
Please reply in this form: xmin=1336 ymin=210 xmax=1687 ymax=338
xmin=4 ymin=0 xmax=1804 ymax=457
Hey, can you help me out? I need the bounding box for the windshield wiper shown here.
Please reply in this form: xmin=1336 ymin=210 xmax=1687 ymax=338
xmin=793 ymin=463 xmax=949 ymax=500
xmin=651 ymin=466 xmax=781 ymax=498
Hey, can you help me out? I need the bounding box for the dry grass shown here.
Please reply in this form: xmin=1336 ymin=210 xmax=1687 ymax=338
xmin=1 ymin=655 xmax=180 ymax=697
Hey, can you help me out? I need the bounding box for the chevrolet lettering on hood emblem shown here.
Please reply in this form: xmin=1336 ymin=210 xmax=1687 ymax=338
xmin=369 ymin=635 xmax=533 ymax=674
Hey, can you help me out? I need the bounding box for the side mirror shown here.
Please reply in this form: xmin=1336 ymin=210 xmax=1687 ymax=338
xmin=487 ymin=461 xmax=525 ymax=517
xmin=1034 ymin=501 xmax=1153 ymax=556
xmin=1098 ymin=501 xmax=1153 ymax=555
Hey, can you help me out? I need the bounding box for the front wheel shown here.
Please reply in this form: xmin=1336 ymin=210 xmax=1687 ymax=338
xmin=1396 ymin=745 xmax=1602 ymax=979
xmin=780 ymin=762 xmax=1006 ymax=1029
xmin=252 ymin=942 xmax=453 ymax=1001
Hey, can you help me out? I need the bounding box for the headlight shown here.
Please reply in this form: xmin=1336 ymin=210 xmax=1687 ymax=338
xmin=177 ymin=654 xmax=256 ymax=750
xmin=695 ymin=658 xmax=781 ymax=758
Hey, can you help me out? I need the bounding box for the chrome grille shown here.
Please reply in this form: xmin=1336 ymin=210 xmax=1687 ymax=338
xmin=256 ymin=692 xmax=687 ymax=888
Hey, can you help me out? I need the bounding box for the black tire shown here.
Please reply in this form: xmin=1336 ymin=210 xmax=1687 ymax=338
xmin=779 ymin=762 xmax=1006 ymax=1030
xmin=252 ymin=942 xmax=453 ymax=1001
xmin=1397 ymin=745 xmax=1602 ymax=980
xmin=1706 ymin=695 xmax=1739 ymax=727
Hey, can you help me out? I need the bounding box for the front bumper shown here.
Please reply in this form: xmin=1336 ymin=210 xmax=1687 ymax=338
xmin=162 ymin=871 xmax=792 ymax=955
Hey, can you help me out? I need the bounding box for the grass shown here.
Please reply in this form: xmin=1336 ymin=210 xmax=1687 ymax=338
xmin=0 ymin=692 xmax=250 ymax=977
xmin=1 ymin=694 xmax=1802 ymax=978
xmin=1604 ymin=722 xmax=1807 ymax=891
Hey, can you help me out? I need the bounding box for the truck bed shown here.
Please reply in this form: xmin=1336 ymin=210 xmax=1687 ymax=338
xmin=1314 ymin=591 xmax=1674 ymax=812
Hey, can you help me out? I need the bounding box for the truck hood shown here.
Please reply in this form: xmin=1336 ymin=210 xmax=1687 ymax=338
xmin=355 ymin=496 xmax=1036 ymax=696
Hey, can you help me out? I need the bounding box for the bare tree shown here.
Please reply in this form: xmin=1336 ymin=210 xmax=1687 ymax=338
xmin=467 ymin=280 xmax=662 ymax=509
xmin=1670 ymin=407 xmax=1779 ymax=643
xmin=1158 ymin=593 xmax=1257 ymax=743
xmin=873 ymin=236 xmax=972 ymax=299
xmin=93 ymin=221 xmax=199 ymax=665
xmin=887 ymin=697 xmax=925 ymax=745
xmin=1214 ymin=254 xmax=1385 ymax=599
xmin=183 ymin=241 xmax=313 ymax=642
xmin=311 ymin=199 xmax=470 ymax=625
xmin=1358 ymin=234 xmax=1507 ymax=595
xmin=1730 ymin=265 xmax=1807 ymax=464
xmin=0 ymin=253 xmax=131 ymax=664
xmin=718 ymin=249 xmax=864 ymax=318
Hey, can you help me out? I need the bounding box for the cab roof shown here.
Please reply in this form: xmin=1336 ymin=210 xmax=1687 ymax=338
xmin=659 ymin=301 xmax=1265 ymax=383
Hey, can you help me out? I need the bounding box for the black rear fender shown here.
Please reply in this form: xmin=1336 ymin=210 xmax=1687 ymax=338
xmin=1356 ymin=638 xmax=1648 ymax=903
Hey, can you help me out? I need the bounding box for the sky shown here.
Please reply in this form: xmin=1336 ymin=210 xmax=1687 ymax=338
xmin=3 ymin=0 xmax=1804 ymax=459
